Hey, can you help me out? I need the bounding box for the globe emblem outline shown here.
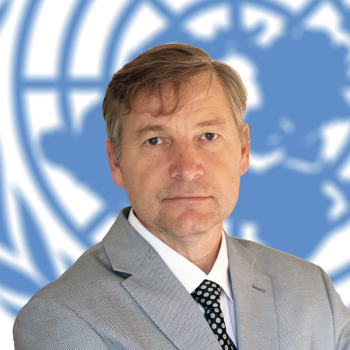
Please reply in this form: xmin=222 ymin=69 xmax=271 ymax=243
xmin=10 ymin=0 xmax=350 ymax=310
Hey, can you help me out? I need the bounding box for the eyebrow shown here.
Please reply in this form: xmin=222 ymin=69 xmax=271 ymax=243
xmin=134 ymin=118 xmax=227 ymax=139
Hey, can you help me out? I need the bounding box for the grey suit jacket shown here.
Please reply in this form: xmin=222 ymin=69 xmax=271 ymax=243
xmin=13 ymin=206 xmax=350 ymax=349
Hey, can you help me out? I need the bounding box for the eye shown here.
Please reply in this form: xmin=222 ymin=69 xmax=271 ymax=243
xmin=145 ymin=137 xmax=163 ymax=146
xmin=201 ymin=133 xmax=218 ymax=141
xmin=145 ymin=133 xmax=218 ymax=146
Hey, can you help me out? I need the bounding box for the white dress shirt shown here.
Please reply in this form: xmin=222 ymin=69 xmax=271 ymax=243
xmin=128 ymin=207 xmax=237 ymax=345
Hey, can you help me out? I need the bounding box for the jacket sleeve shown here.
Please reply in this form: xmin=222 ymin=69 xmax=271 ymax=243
xmin=320 ymin=267 xmax=350 ymax=350
xmin=13 ymin=296 xmax=108 ymax=350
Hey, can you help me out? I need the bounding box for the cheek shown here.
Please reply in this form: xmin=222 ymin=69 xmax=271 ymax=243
xmin=219 ymin=157 xmax=241 ymax=195
xmin=218 ymin=149 xmax=241 ymax=176
xmin=207 ymin=158 xmax=240 ymax=195
xmin=128 ymin=161 xmax=162 ymax=193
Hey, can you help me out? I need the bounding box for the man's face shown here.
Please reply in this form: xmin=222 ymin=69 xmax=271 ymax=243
xmin=106 ymin=73 xmax=250 ymax=242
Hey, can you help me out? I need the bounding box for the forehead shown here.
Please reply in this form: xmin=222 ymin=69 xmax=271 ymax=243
xmin=130 ymin=73 xmax=231 ymax=118
xmin=124 ymin=74 xmax=237 ymax=143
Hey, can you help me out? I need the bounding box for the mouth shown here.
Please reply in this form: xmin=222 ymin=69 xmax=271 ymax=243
xmin=167 ymin=197 xmax=210 ymax=201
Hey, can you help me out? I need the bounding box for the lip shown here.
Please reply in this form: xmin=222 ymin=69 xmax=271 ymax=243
xmin=168 ymin=195 xmax=210 ymax=200
xmin=169 ymin=197 xmax=209 ymax=201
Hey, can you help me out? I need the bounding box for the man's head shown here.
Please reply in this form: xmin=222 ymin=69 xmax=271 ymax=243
xmin=103 ymin=42 xmax=250 ymax=243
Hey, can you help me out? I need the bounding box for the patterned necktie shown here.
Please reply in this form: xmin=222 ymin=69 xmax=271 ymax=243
xmin=191 ymin=279 xmax=237 ymax=350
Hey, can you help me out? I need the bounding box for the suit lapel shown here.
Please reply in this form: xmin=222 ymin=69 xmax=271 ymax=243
xmin=122 ymin=248 xmax=222 ymax=350
xmin=103 ymin=207 xmax=221 ymax=350
xmin=226 ymin=234 xmax=280 ymax=350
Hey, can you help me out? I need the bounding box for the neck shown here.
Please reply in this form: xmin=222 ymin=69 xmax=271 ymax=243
xmin=138 ymin=217 xmax=222 ymax=274
xmin=172 ymin=234 xmax=222 ymax=274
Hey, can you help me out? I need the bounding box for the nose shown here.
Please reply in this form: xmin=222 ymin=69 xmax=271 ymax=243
xmin=168 ymin=141 xmax=204 ymax=182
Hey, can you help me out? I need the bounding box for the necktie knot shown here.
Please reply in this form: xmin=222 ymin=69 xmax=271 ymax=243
xmin=191 ymin=279 xmax=222 ymax=310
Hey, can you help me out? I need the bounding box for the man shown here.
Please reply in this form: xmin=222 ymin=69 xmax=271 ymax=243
xmin=13 ymin=43 xmax=350 ymax=349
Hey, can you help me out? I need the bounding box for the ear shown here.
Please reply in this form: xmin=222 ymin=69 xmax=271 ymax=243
xmin=105 ymin=138 xmax=125 ymax=188
xmin=240 ymin=123 xmax=250 ymax=175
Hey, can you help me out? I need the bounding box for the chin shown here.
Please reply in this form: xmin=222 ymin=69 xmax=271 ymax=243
xmin=158 ymin=210 xmax=221 ymax=237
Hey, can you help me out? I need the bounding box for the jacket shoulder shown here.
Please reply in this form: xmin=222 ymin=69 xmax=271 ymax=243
xmin=228 ymin=236 xmax=322 ymax=276
xmin=21 ymin=241 xmax=120 ymax=304
xmin=13 ymin=242 xmax=118 ymax=348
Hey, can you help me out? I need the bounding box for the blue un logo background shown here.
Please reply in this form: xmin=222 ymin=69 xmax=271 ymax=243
xmin=1 ymin=0 xmax=350 ymax=347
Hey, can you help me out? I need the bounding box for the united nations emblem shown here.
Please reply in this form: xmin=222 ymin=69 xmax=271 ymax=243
xmin=0 ymin=2 xmax=349 ymax=347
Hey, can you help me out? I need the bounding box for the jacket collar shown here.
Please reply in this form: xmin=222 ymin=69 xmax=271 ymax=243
xmin=102 ymin=206 xmax=151 ymax=275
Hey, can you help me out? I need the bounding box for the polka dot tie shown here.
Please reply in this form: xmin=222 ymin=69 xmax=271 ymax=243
xmin=191 ymin=279 xmax=237 ymax=350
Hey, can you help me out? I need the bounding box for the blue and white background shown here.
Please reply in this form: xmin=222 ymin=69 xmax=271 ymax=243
xmin=1 ymin=0 xmax=350 ymax=348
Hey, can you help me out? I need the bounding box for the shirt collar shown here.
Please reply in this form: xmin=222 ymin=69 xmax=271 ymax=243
xmin=128 ymin=207 xmax=232 ymax=301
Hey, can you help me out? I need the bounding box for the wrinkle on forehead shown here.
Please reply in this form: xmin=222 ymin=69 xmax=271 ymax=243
xmin=129 ymin=72 xmax=214 ymax=118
